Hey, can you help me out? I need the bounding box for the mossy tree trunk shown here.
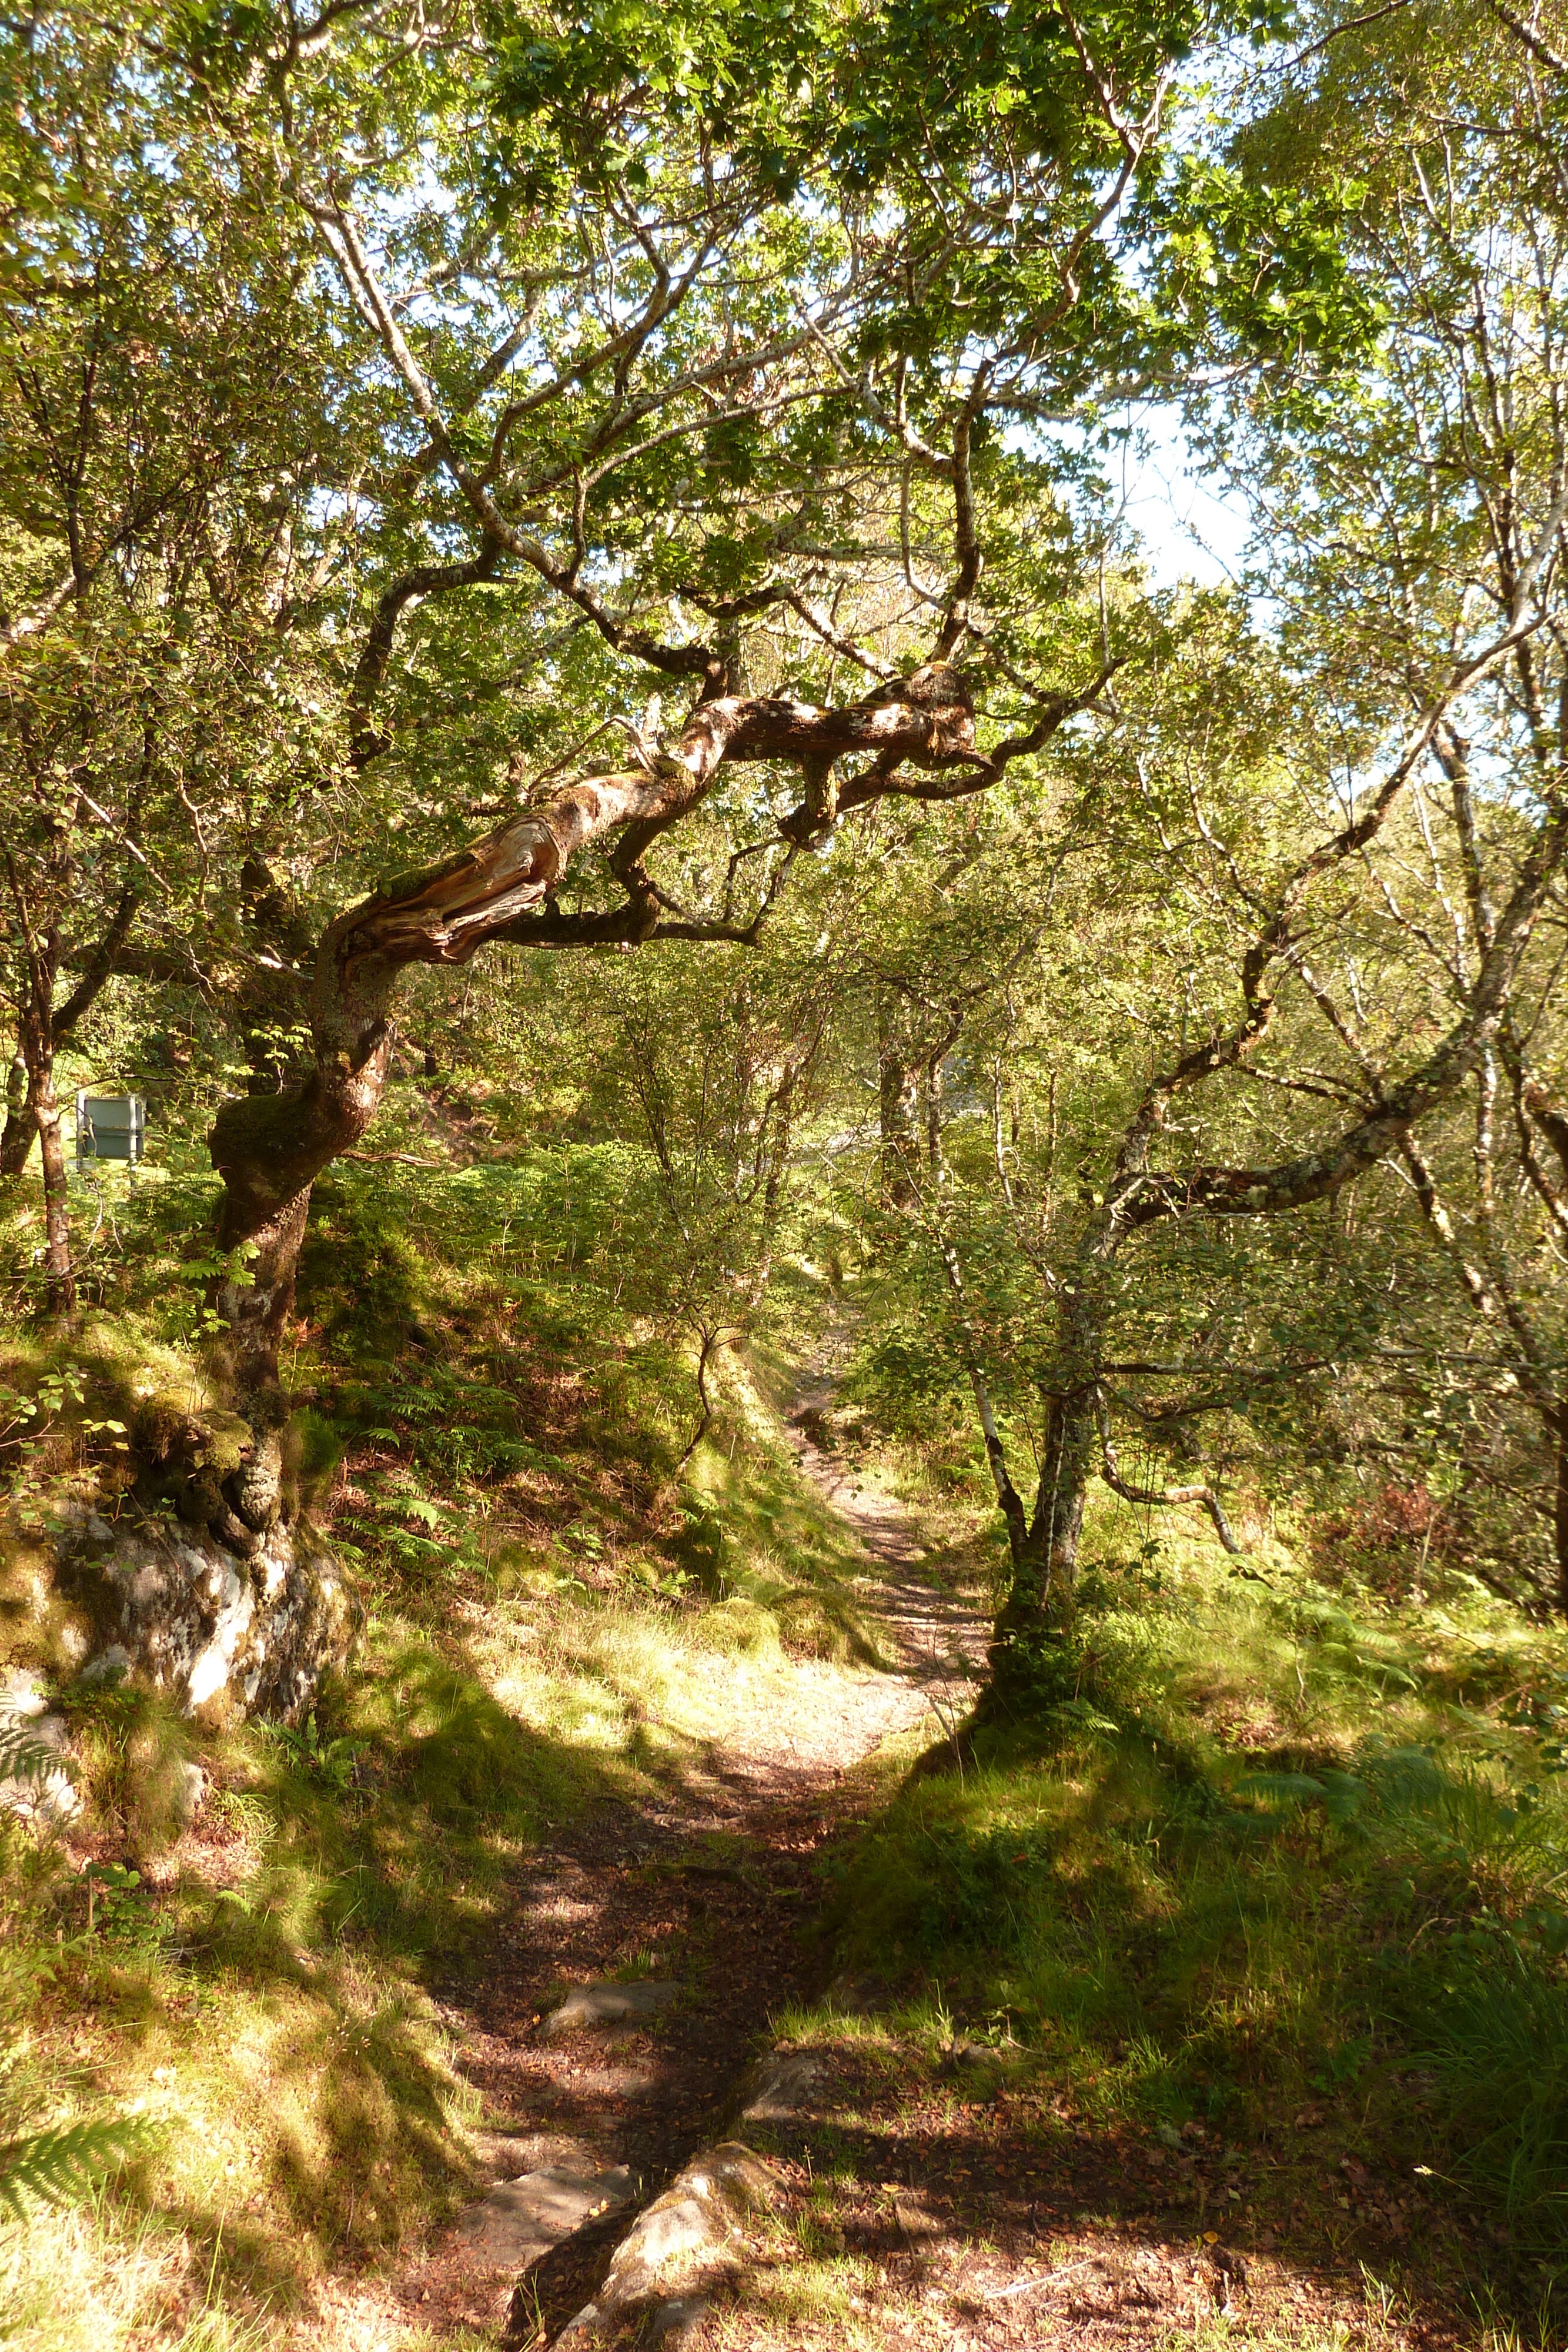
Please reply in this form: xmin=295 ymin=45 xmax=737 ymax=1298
xmin=205 ymin=666 xmax=1079 ymax=1398
xmin=1 ymin=873 xmax=139 ymax=1312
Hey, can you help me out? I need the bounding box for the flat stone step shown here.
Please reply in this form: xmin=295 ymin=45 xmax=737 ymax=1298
xmin=553 ymin=2141 xmax=777 ymax=2341
xmin=539 ymin=1979 xmax=680 ymax=2041
xmin=454 ymin=2162 xmax=635 ymax=2267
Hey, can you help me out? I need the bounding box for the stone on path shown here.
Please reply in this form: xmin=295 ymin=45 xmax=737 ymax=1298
xmin=550 ymin=2141 xmax=777 ymax=2340
xmin=742 ymin=2049 xmax=823 ymax=2122
xmin=454 ymin=2162 xmax=635 ymax=2267
xmin=539 ymin=1978 xmax=679 ymax=2040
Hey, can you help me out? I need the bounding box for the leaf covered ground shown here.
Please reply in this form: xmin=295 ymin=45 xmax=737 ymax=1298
xmin=4 ymin=1151 xmax=1568 ymax=2351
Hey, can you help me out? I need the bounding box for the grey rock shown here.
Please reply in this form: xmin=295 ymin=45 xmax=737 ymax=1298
xmin=937 ymin=2038 xmax=999 ymax=2080
xmin=0 ymin=1672 xmax=46 ymax=1720
xmin=539 ymin=1980 xmax=679 ymax=2040
xmin=79 ymin=1643 xmax=132 ymax=1686
xmin=170 ymin=1759 xmax=206 ymax=1828
xmin=825 ymin=1970 xmax=885 ymax=2016
xmin=625 ymin=2190 xmax=715 ymax=2271
xmin=457 ymin=2162 xmax=633 ymax=2267
xmin=554 ymin=2141 xmax=775 ymax=2340
xmin=742 ymin=2050 xmax=822 ymax=2122
xmin=52 ymin=1503 xmax=359 ymax=1726
xmin=0 ymin=1705 xmax=79 ymax=1827
xmin=649 ymin=2293 xmax=713 ymax=2343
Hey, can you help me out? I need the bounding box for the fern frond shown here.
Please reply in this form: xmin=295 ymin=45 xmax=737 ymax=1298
xmin=1047 ymin=1699 xmax=1121 ymax=1735
xmin=1235 ymin=1770 xmax=1325 ymax=1808
xmin=0 ymin=2114 xmax=151 ymax=2220
xmin=0 ymin=1720 xmax=75 ymax=1792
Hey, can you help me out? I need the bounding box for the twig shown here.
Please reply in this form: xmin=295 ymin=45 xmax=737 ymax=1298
xmin=984 ymin=2259 xmax=1093 ymax=2301
xmin=342 ymin=1150 xmax=441 ymax=1167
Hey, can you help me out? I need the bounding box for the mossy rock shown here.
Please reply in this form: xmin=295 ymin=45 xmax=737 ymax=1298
xmin=49 ymin=1502 xmax=361 ymax=1727
xmin=696 ymin=1598 xmax=780 ymax=1656
xmin=0 ymin=1519 xmax=101 ymax=1676
xmin=133 ymin=1391 xmax=254 ymax=1481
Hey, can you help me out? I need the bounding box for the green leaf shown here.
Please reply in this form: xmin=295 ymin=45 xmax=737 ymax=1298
xmin=0 ymin=2114 xmax=155 ymax=2219
xmin=0 ymin=1722 xmax=73 ymax=1792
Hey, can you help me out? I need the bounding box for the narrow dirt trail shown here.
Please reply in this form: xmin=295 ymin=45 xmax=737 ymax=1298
xmin=306 ymin=1378 xmax=985 ymax=2349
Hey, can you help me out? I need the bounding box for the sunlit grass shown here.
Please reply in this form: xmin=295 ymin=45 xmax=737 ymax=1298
xmin=750 ymin=1502 xmax=1568 ymax=2284
xmin=0 ymin=1154 xmax=893 ymax=2346
xmin=12 ymin=1142 xmax=1568 ymax=2342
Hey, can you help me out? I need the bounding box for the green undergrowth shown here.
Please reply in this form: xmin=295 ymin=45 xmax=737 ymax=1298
xmin=750 ymin=1501 xmax=1568 ymax=2339
xmin=0 ymin=1146 xmax=874 ymax=2347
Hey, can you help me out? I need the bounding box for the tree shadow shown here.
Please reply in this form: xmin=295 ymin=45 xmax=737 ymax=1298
xmin=80 ymin=1622 xmax=672 ymax=2315
xmin=720 ymin=2031 xmax=1524 ymax=2348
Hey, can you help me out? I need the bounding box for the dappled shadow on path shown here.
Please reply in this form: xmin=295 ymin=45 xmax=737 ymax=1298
xmin=339 ymin=1365 xmax=989 ymax=2343
xmin=711 ymin=2031 xmax=1499 ymax=2352
xmin=780 ymin=1377 xmax=989 ymax=1718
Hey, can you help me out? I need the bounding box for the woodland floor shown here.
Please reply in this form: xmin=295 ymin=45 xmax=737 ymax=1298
xmin=296 ymin=1369 xmax=1495 ymax=2352
xmin=296 ymin=1364 xmax=984 ymax=2351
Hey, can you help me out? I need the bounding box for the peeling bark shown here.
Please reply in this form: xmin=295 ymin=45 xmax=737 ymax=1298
xmin=208 ymin=668 xmax=990 ymax=1391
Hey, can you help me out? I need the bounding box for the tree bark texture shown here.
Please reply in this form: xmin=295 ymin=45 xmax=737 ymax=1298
xmin=2 ymin=1054 xmax=37 ymax=1177
xmin=209 ymin=670 xmax=985 ymax=1387
xmin=1 ymin=931 xmax=74 ymax=1307
xmin=987 ymin=1388 xmax=1096 ymax=1688
xmin=34 ymin=1057 xmax=74 ymax=1308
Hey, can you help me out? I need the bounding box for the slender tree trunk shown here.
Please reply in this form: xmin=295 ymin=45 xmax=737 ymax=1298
xmin=3 ymin=880 xmax=138 ymax=1297
xmin=1 ymin=1051 xmax=36 ymax=1177
xmin=937 ymin=1231 xmax=1028 ymax=1559
xmin=877 ymin=991 xmax=920 ymax=1209
xmin=32 ymin=1057 xmax=74 ymax=1309
xmin=985 ymin=1255 xmax=1108 ymax=1692
xmin=6 ymin=981 xmax=73 ymax=1309
xmin=989 ymin=1388 xmax=1095 ymax=1662
xmin=676 ymin=1328 xmax=722 ymax=1471
xmin=751 ymin=1051 xmax=806 ymax=1299
xmin=1554 ymin=1408 xmax=1568 ymax=1620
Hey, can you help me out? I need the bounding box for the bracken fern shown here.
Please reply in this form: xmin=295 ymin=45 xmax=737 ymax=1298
xmin=0 ymin=2116 xmax=150 ymax=2221
xmin=0 ymin=1719 xmax=75 ymax=1793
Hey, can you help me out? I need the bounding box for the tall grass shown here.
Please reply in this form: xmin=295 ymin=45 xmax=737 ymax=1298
xmin=0 ymin=1147 xmax=879 ymax=2344
xmin=818 ymin=1504 xmax=1568 ymax=2256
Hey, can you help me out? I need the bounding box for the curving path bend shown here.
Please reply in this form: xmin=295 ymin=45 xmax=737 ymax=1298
xmin=300 ymin=1371 xmax=985 ymax=2349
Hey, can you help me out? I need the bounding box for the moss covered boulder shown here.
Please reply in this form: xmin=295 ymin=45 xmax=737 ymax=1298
xmin=52 ymin=1504 xmax=360 ymax=1727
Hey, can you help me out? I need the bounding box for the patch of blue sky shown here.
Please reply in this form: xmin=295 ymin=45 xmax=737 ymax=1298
xmin=1101 ymin=400 xmax=1253 ymax=591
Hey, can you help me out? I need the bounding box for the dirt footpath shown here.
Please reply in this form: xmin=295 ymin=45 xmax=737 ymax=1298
xmin=299 ymin=1376 xmax=1479 ymax=2352
xmin=302 ymin=1387 xmax=985 ymax=2347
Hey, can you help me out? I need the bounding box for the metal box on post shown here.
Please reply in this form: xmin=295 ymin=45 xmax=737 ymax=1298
xmin=75 ymin=1093 xmax=145 ymax=1165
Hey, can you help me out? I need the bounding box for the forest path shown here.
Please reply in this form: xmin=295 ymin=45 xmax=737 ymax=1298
xmin=306 ymin=1361 xmax=986 ymax=2350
